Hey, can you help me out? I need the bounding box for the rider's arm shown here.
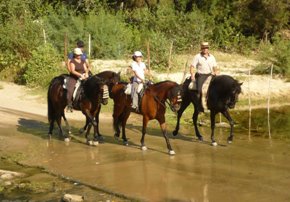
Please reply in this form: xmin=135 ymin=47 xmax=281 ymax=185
xmin=85 ymin=59 xmax=91 ymax=72
xmin=83 ymin=63 xmax=89 ymax=78
xmin=67 ymin=52 xmax=73 ymax=72
xmin=211 ymin=56 xmax=219 ymax=75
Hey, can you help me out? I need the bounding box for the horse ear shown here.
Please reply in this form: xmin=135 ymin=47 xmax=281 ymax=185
xmin=239 ymin=82 xmax=243 ymax=86
xmin=117 ymin=71 xmax=121 ymax=76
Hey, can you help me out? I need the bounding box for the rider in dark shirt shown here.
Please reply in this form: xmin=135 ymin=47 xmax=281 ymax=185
xmin=66 ymin=48 xmax=89 ymax=112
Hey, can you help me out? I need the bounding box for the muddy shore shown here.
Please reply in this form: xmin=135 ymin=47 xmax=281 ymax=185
xmin=1 ymin=81 xmax=290 ymax=201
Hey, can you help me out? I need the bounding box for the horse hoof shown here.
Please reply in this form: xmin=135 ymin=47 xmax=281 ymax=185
xmin=114 ymin=135 xmax=119 ymax=140
xmin=169 ymin=150 xmax=176 ymax=155
xmin=212 ymin=142 xmax=218 ymax=146
xmin=97 ymin=135 xmax=104 ymax=142
xmin=172 ymin=131 xmax=178 ymax=136
xmin=87 ymin=140 xmax=93 ymax=146
xmin=79 ymin=128 xmax=84 ymax=134
xmin=48 ymin=134 xmax=52 ymax=140
xmin=228 ymin=140 xmax=232 ymax=144
xmin=141 ymin=146 xmax=147 ymax=151
xmin=198 ymin=137 xmax=204 ymax=142
xmin=68 ymin=130 xmax=72 ymax=135
xmin=64 ymin=138 xmax=70 ymax=142
xmin=92 ymin=141 xmax=99 ymax=146
xmin=123 ymin=141 xmax=129 ymax=146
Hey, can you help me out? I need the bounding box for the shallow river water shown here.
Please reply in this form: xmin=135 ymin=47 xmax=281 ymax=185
xmin=0 ymin=106 xmax=290 ymax=201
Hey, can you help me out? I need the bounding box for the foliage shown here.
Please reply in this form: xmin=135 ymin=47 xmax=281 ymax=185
xmin=85 ymin=9 xmax=136 ymax=59
xmin=253 ymin=35 xmax=290 ymax=78
xmin=24 ymin=44 xmax=65 ymax=88
xmin=0 ymin=0 xmax=289 ymax=86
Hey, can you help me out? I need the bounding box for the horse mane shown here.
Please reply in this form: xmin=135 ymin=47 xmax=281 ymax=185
xmin=151 ymin=80 xmax=178 ymax=90
xmin=83 ymin=76 xmax=105 ymax=99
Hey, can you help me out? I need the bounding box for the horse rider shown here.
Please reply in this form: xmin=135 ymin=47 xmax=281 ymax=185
xmin=190 ymin=42 xmax=218 ymax=112
xmin=130 ymin=51 xmax=148 ymax=111
xmin=66 ymin=48 xmax=89 ymax=112
xmin=67 ymin=40 xmax=92 ymax=74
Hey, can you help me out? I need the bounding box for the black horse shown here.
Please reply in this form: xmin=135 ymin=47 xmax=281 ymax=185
xmin=80 ymin=71 xmax=121 ymax=138
xmin=47 ymin=74 xmax=109 ymax=144
xmin=173 ymin=75 xmax=242 ymax=146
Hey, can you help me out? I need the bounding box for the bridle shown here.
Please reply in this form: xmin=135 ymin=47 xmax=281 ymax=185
xmin=153 ymin=87 xmax=182 ymax=112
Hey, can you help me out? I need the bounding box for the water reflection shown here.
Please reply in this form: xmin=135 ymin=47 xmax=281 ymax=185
xmin=233 ymin=106 xmax=290 ymax=140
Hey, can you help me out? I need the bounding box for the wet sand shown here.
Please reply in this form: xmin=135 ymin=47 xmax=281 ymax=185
xmin=0 ymin=107 xmax=290 ymax=201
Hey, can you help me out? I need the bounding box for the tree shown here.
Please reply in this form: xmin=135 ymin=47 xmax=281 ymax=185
xmin=235 ymin=0 xmax=289 ymax=40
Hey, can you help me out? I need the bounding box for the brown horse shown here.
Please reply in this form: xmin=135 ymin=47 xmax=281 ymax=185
xmin=111 ymin=80 xmax=183 ymax=155
xmin=47 ymin=74 xmax=109 ymax=144
xmin=80 ymin=71 xmax=121 ymax=139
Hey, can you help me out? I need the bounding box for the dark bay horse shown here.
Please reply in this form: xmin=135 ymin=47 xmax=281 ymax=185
xmin=80 ymin=71 xmax=120 ymax=137
xmin=112 ymin=80 xmax=183 ymax=155
xmin=173 ymin=75 xmax=242 ymax=146
xmin=47 ymin=74 xmax=109 ymax=144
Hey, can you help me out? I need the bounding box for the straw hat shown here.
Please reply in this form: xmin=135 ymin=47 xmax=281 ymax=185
xmin=73 ymin=48 xmax=83 ymax=55
xmin=133 ymin=51 xmax=143 ymax=57
xmin=200 ymin=42 xmax=209 ymax=49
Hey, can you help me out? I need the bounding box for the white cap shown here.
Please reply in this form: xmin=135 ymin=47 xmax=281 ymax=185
xmin=74 ymin=48 xmax=83 ymax=55
xmin=133 ymin=51 xmax=143 ymax=57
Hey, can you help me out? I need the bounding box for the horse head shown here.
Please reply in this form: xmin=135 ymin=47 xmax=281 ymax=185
xmin=167 ymin=84 xmax=183 ymax=112
xmin=227 ymin=81 xmax=242 ymax=109
xmin=84 ymin=76 xmax=109 ymax=105
xmin=96 ymin=71 xmax=121 ymax=98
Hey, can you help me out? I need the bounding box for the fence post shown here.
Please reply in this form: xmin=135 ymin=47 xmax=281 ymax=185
xmin=267 ymin=64 xmax=273 ymax=139
xmin=64 ymin=32 xmax=68 ymax=64
xmin=248 ymin=68 xmax=252 ymax=140
xmin=167 ymin=41 xmax=173 ymax=79
xmin=88 ymin=33 xmax=91 ymax=59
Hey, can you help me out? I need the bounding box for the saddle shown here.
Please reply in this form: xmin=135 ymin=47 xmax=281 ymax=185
xmin=63 ymin=76 xmax=84 ymax=110
xmin=188 ymin=75 xmax=213 ymax=109
xmin=124 ymin=80 xmax=153 ymax=110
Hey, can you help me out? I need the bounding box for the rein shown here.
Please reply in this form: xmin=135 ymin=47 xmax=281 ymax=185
xmin=153 ymin=95 xmax=171 ymax=109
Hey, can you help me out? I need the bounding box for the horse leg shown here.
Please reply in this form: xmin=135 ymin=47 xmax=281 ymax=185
xmin=113 ymin=105 xmax=125 ymax=139
xmin=93 ymin=105 xmax=104 ymax=142
xmin=120 ymin=110 xmax=131 ymax=145
xmin=85 ymin=122 xmax=95 ymax=146
xmin=221 ymin=110 xmax=235 ymax=144
xmin=83 ymin=109 xmax=98 ymax=145
xmin=80 ymin=117 xmax=89 ymax=134
xmin=158 ymin=118 xmax=175 ymax=155
xmin=210 ymin=111 xmax=218 ymax=146
xmin=173 ymin=99 xmax=190 ymax=136
xmin=193 ymin=105 xmax=203 ymax=141
xmin=140 ymin=116 xmax=149 ymax=151
xmin=62 ymin=114 xmax=71 ymax=135
xmin=56 ymin=116 xmax=69 ymax=142
xmin=48 ymin=119 xmax=54 ymax=138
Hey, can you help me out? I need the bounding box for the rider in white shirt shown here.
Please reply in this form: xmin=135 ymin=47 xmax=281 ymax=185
xmin=130 ymin=51 xmax=148 ymax=110
xmin=190 ymin=42 xmax=218 ymax=112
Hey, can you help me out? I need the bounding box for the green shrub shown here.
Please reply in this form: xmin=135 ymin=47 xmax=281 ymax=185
xmin=24 ymin=44 xmax=65 ymax=88
xmin=85 ymin=9 xmax=136 ymax=59
xmin=253 ymin=35 xmax=290 ymax=78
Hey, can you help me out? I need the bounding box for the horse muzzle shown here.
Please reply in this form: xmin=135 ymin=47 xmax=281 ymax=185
xmin=170 ymin=103 xmax=181 ymax=112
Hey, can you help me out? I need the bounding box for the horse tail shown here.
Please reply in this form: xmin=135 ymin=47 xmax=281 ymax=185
xmin=47 ymin=75 xmax=66 ymax=122
xmin=47 ymin=80 xmax=55 ymax=123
